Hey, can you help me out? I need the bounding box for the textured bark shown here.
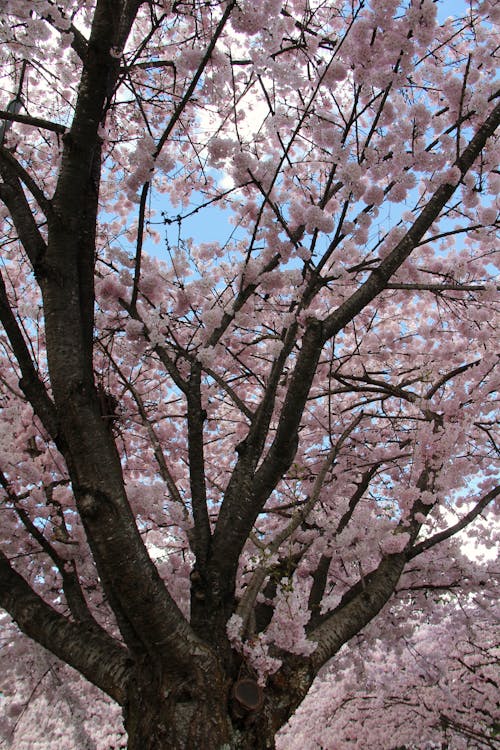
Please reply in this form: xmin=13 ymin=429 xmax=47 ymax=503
xmin=124 ymin=663 xmax=232 ymax=750
xmin=123 ymin=668 xmax=283 ymax=750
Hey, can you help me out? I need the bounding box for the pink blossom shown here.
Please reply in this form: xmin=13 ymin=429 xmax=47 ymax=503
xmin=380 ymin=532 xmax=411 ymax=555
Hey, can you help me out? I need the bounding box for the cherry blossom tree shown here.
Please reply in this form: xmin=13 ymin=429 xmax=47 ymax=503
xmin=0 ymin=0 xmax=498 ymax=748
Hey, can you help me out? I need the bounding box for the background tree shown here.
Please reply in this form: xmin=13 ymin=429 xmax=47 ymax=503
xmin=0 ymin=1 xmax=498 ymax=748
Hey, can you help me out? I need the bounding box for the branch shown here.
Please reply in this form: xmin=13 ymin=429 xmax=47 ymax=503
xmin=103 ymin=345 xmax=188 ymax=516
xmin=425 ymin=359 xmax=481 ymax=399
xmin=121 ymin=59 xmax=176 ymax=72
xmin=308 ymin=463 xmax=381 ymax=626
xmin=236 ymin=414 xmax=364 ymax=635
xmin=130 ymin=181 xmax=149 ymax=310
xmin=408 ymin=486 xmax=499 ymax=560
xmin=322 ymin=99 xmax=500 ymax=341
xmin=202 ymin=364 xmax=254 ymax=420
xmin=0 ymin=548 xmax=130 ymax=705
xmin=0 ymin=268 xmax=60 ymax=442
xmin=309 ymin=553 xmax=407 ymax=670
xmin=155 ymin=0 xmax=237 ymax=160
xmin=0 ymin=145 xmax=54 ymax=219
xmin=0 ymin=109 xmax=66 ymax=134
xmin=129 ymin=0 xmax=237 ymax=310
xmin=187 ymin=363 xmax=212 ymax=566
xmin=0 ymin=470 xmax=96 ymax=626
xmin=209 ymin=102 xmax=500 ymax=593
xmin=306 ymin=470 xmax=440 ymax=664
xmin=250 ymin=320 xmax=324 ymax=504
xmin=43 ymin=2 xmax=89 ymax=60
xmin=386 ymin=282 xmax=499 ymax=292
xmin=211 ymin=320 xmax=306 ymax=569
xmin=34 ymin=0 xmax=207 ymax=669
xmin=0 ymin=169 xmax=47 ymax=272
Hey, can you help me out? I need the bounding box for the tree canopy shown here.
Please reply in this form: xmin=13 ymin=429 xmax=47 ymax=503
xmin=0 ymin=0 xmax=498 ymax=748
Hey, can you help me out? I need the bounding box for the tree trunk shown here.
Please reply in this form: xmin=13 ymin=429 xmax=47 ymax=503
xmin=123 ymin=663 xmax=282 ymax=750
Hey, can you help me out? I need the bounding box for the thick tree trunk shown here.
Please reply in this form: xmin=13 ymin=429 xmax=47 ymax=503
xmin=124 ymin=678 xmax=279 ymax=750
xmin=122 ymin=654 xmax=314 ymax=750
